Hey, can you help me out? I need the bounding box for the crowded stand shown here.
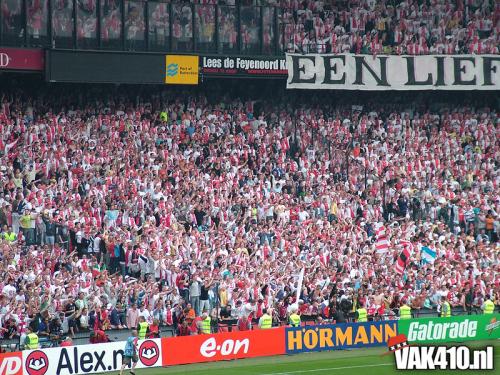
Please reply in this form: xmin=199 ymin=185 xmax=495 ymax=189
xmin=2 ymin=0 xmax=499 ymax=55
xmin=0 ymin=78 xmax=497 ymax=351
xmin=281 ymin=0 xmax=500 ymax=54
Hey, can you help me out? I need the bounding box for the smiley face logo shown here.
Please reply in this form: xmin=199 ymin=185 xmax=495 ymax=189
xmin=139 ymin=340 xmax=159 ymax=366
xmin=25 ymin=351 xmax=49 ymax=375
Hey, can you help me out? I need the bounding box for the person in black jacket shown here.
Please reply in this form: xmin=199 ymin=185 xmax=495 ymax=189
xmin=43 ymin=214 xmax=57 ymax=250
xmin=332 ymin=307 xmax=347 ymax=323
xmin=464 ymin=287 xmax=475 ymax=315
xmin=49 ymin=316 xmax=63 ymax=344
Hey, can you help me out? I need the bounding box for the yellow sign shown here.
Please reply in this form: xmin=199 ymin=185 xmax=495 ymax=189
xmin=165 ymin=55 xmax=199 ymax=85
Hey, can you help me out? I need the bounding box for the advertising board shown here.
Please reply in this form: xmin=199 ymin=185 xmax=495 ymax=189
xmin=398 ymin=314 xmax=500 ymax=344
xmin=200 ymin=56 xmax=287 ymax=77
xmin=0 ymin=48 xmax=44 ymax=71
xmin=21 ymin=339 xmax=162 ymax=375
xmin=165 ymin=55 xmax=199 ymax=84
xmin=3 ymin=316 xmax=498 ymax=374
xmin=285 ymin=321 xmax=398 ymax=354
xmin=0 ymin=352 xmax=23 ymax=375
xmin=161 ymin=327 xmax=285 ymax=366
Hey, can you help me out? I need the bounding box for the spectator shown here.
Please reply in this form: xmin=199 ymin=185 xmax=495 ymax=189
xmin=176 ymin=319 xmax=191 ymax=336
xmin=126 ymin=303 xmax=139 ymax=329
xmin=0 ymin=79 xmax=497 ymax=349
xmin=64 ymin=297 xmax=77 ymax=337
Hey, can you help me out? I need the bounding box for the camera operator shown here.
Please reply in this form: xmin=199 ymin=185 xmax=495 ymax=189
xmin=49 ymin=315 xmax=64 ymax=346
xmin=332 ymin=290 xmax=352 ymax=323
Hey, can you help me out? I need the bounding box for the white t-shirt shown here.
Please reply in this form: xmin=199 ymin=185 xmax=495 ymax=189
xmin=2 ymin=284 xmax=16 ymax=298
xmin=139 ymin=309 xmax=153 ymax=324
xmin=242 ymin=303 xmax=256 ymax=316
xmin=298 ymin=210 xmax=310 ymax=222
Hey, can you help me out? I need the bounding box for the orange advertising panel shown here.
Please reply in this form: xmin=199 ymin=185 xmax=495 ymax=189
xmin=162 ymin=328 xmax=285 ymax=366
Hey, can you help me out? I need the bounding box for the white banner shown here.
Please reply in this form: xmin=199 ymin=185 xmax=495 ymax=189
xmin=22 ymin=339 xmax=162 ymax=375
xmin=286 ymin=53 xmax=500 ymax=90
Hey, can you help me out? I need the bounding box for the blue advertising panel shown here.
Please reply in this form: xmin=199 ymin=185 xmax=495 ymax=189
xmin=285 ymin=321 xmax=398 ymax=354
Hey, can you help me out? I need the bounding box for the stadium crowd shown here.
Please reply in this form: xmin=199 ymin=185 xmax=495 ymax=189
xmin=0 ymin=80 xmax=498 ymax=348
xmin=3 ymin=0 xmax=499 ymax=54
xmin=282 ymin=0 xmax=500 ymax=54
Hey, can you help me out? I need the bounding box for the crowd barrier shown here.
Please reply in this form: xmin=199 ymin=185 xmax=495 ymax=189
xmin=3 ymin=307 xmax=496 ymax=353
xmin=1 ymin=314 xmax=498 ymax=375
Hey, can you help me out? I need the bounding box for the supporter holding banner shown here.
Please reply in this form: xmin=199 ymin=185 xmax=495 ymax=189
xmin=286 ymin=54 xmax=500 ymax=90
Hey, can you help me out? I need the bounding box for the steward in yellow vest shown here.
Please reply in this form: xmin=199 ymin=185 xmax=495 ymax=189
xmin=483 ymin=297 xmax=495 ymax=315
xmin=259 ymin=308 xmax=273 ymax=329
xmin=399 ymin=303 xmax=412 ymax=320
xmin=289 ymin=309 xmax=301 ymax=327
xmin=3 ymin=231 xmax=16 ymax=242
xmin=201 ymin=313 xmax=211 ymax=334
xmin=25 ymin=328 xmax=39 ymax=349
xmin=356 ymin=303 xmax=368 ymax=322
xmin=137 ymin=317 xmax=149 ymax=339
xmin=440 ymin=297 xmax=451 ymax=317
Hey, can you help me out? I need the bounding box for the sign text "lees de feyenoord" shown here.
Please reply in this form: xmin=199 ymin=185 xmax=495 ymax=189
xmin=201 ymin=56 xmax=287 ymax=76
xmin=286 ymin=53 xmax=500 ymax=90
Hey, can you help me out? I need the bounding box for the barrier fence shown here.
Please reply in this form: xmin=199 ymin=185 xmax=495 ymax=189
xmin=1 ymin=314 xmax=498 ymax=375
xmin=2 ymin=307 xmax=498 ymax=353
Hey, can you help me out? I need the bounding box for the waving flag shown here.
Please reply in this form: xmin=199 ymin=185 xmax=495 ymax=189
xmin=395 ymin=249 xmax=410 ymax=274
xmin=400 ymin=240 xmax=414 ymax=254
xmin=375 ymin=224 xmax=390 ymax=254
xmin=395 ymin=245 xmax=412 ymax=275
xmin=420 ymin=245 xmax=437 ymax=264
xmin=296 ymin=267 xmax=305 ymax=301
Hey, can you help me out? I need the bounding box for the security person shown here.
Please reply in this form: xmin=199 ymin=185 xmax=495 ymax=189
xmin=137 ymin=316 xmax=149 ymax=340
xmin=482 ymin=296 xmax=495 ymax=315
xmin=3 ymin=227 xmax=16 ymax=243
xmin=201 ymin=312 xmax=211 ymax=334
xmin=356 ymin=302 xmax=368 ymax=322
xmin=440 ymin=296 xmax=451 ymax=317
xmin=399 ymin=300 xmax=412 ymax=320
xmin=259 ymin=308 xmax=273 ymax=329
xmin=289 ymin=307 xmax=301 ymax=327
xmin=25 ymin=327 xmax=39 ymax=349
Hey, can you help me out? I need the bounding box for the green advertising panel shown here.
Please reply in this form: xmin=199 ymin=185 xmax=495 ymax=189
xmin=399 ymin=314 xmax=500 ymax=344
